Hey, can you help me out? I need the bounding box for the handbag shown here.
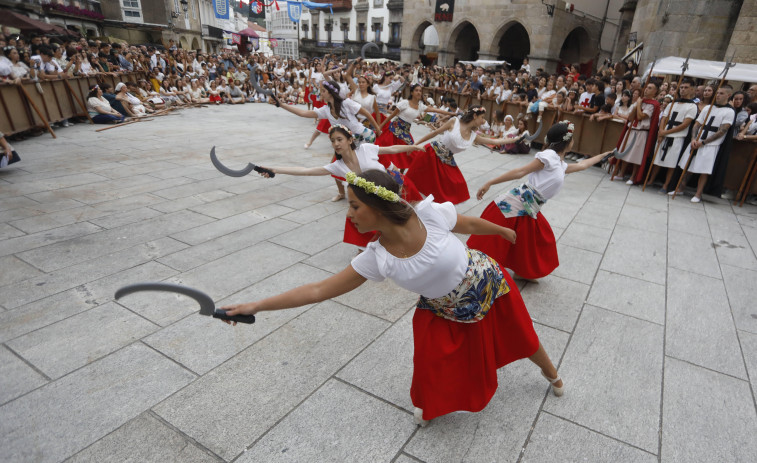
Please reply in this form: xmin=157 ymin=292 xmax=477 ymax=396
xmin=0 ymin=151 xmax=20 ymax=168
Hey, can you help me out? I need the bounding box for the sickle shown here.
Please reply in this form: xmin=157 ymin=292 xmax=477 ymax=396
xmin=250 ymin=64 xmax=277 ymax=103
xmin=115 ymin=282 xmax=215 ymax=315
xmin=524 ymin=120 xmax=543 ymax=142
xmin=210 ymin=146 xmax=255 ymax=177
xmin=612 ymin=132 xmax=637 ymax=159
xmin=361 ymin=42 xmax=380 ymax=60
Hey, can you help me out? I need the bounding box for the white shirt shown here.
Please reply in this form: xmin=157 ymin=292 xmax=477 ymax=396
xmin=662 ymin=101 xmax=698 ymax=138
xmin=440 ymin=118 xmax=476 ymax=154
xmin=314 ymin=98 xmax=365 ymax=136
xmin=373 ymin=79 xmax=403 ymax=105
xmin=528 ymin=149 xmax=569 ymax=200
xmin=351 ymin=197 xmax=467 ymax=298
xmin=395 ymin=99 xmax=427 ymax=123
xmin=323 ymin=143 xmax=385 ymax=178
xmin=578 ymin=91 xmax=593 ymax=108
xmin=0 ymin=56 xmax=12 ymax=77
xmin=351 ymin=90 xmax=376 ymax=121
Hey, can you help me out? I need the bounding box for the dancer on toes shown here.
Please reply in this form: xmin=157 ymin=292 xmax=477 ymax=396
xmin=220 ymin=169 xmax=564 ymax=426
xmin=469 ymin=121 xmax=612 ymax=281
xmin=375 ymin=84 xmax=457 ymax=169
xmin=272 ymin=80 xmax=382 ymax=201
xmin=253 ymin=125 xmax=422 ymax=248
xmin=404 ymin=106 xmax=526 ymax=204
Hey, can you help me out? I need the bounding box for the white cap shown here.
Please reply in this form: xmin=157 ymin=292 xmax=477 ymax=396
xmin=504 ymin=114 xmax=514 ymax=121
xmin=115 ymin=82 xmax=126 ymax=91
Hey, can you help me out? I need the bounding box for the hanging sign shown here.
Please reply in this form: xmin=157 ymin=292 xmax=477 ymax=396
xmin=287 ymin=1 xmax=302 ymax=23
xmin=434 ymin=0 xmax=454 ymax=22
xmin=214 ymin=0 xmax=230 ymax=19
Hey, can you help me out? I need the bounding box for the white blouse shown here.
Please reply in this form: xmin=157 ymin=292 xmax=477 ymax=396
xmin=373 ymin=79 xmax=403 ymax=105
xmin=395 ymin=99 xmax=427 ymax=123
xmin=528 ymin=149 xmax=569 ymax=200
xmin=323 ymin=144 xmax=385 ymax=178
xmin=440 ymin=118 xmax=476 ymax=154
xmin=351 ymin=90 xmax=376 ymax=120
xmin=351 ymin=197 xmax=467 ymax=298
xmin=314 ymin=98 xmax=365 ymax=136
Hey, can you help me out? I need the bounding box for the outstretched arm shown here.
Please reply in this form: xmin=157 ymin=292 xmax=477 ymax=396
xmin=345 ymin=60 xmax=359 ymax=93
xmin=452 ymin=215 xmax=516 ymax=244
xmin=474 ymin=133 xmax=524 ymax=146
xmin=415 ymin=118 xmax=455 ymax=145
xmin=565 ymin=150 xmax=613 ymax=174
xmin=274 ymin=100 xmax=319 ymax=118
xmin=380 ymin=107 xmax=400 ymax=129
xmin=476 ymin=158 xmax=545 ymax=200
xmin=220 ymin=266 xmax=367 ymax=322
xmin=261 ymin=165 xmax=331 ymax=177
xmin=377 ymin=144 xmax=424 ymax=155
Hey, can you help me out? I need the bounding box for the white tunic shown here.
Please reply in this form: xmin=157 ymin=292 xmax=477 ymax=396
xmin=323 ymin=143 xmax=385 ymax=178
xmin=653 ymin=101 xmax=698 ymax=168
xmin=373 ymin=79 xmax=403 ymax=106
xmin=395 ymin=99 xmax=427 ymax=123
xmin=528 ymin=149 xmax=569 ymax=200
xmin=314 ymin=98 xmax=365 ymax=137
xmin=351 ymin=90 xmax=376 ymax=121
xmin=440 ymin=118 xmax=476 ymax=154
xmin=678 ymin=105 xmax=736 ymax=174
xmin=351 ymin=197 xmax=466 ymax=298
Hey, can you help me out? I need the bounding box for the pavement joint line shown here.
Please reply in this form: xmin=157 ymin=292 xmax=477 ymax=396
xmin=146 ymin=410 xmax=227 ymax=463
xmin=0 ymin=341 xmax=52 ymax=405
xmin=657 ymin=195 xmax=671 ymax=463
xmin=392 ymin=423 xmax=423 ymax=463
xmin=582 ymin=303 xmax=666 ymax=327
xmin=663 ymin=354 xmax=750 ymax=383
xmin=541 ymin=409 xmax=659 ymax=457
xmin=516 ymin=165 xmax=622 ymax=463
xmin=394 ymin=451 xmax=425 ymax=463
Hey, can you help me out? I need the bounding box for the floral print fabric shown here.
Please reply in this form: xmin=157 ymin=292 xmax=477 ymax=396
xmin=417 ymin=249 xmax=510 ymax=323
xmin=389 ymin=118 xmax=414 ymax=145
xmin=430 ymin=141 xmax=457 ymax=167
xmin=494 ymin=183 xmax=546 ymax=219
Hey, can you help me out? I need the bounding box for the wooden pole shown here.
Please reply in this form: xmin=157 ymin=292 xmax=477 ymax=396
xmin=63 ymin=78 xmax=94 ymax=124
xmin=672 ymin=54 xmax=735 ymax=200
xmin=737 ymin=146 xmax=757 ymax=207
xmin=642 ymin=52 xmax=691 ymax=191
xmin=18 ymin=84 xmax=56 ymax=138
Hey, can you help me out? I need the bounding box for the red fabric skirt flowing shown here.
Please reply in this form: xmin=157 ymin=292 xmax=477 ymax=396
xmin=466 ymin=203 xmax=559 ymax=279
xmin=375 ymin=123 xmax=414 ymax=170
xmin=404 ymin=144 xmax=470 ymax=204
xmin=410 ymin=270 xmax=540 ymax=420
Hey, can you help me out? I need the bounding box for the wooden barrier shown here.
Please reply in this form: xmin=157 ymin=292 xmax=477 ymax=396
xmin=0 ymin=72 xmax=148 ymax=137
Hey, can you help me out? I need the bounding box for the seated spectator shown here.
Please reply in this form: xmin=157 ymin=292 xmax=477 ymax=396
xmin=100 ymin=83 xmax=129 ymax=116
xmin=86 ymin=84 xmax=126 ymax=124
xmin=0 ymin=130 xmax=21 ymax=168
xmin=115 ymin=82 xmax=150 ymax=117
xmin=227 ymin=80 xmax=246 ymax=104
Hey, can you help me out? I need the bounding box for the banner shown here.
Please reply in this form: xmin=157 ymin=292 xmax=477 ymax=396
xmin=434 ymin=0 xmax=454 ymax=22
xmin=302 ymin=1 xmax=333 ymax=15
xmin=287 ymin=1 xmax=302 ymax=23
xmin=232 ymin=33 xmax=241 ymax=45
xmin=249 ymin=0 xmax=265 ymax=18
xmin=214 ymin=0 xmax=229 ymax=19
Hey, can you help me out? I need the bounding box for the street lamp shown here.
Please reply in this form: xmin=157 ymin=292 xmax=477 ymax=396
xmin=172 ymin=0 xmax=189 ymax=18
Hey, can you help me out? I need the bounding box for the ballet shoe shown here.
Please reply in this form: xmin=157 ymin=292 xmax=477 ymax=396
xmin=413 ymin=407 xmax=429 ymax=427
xmin=541 ymin=370 xmax=564 ymax=397
xmin=331 ymin=193 xmax=345 ymax=202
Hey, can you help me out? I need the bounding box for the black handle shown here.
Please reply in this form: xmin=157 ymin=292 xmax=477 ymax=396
xmin=253 ymin=165 xmax=275 ymax=178
xmin=212 ymin=308 xmax=256 ymax=324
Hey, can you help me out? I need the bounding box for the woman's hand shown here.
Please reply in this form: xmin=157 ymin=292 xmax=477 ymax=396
xmin=476 ymin=182 xmax=491 ymax=200
xmin=218 ymin=301 xmax=261 ymax=326
xmin=410 ymin=144 xmax=424 ymax=151
xmin=257 ymin=167 xmax=274 ymax=178
xmin=501 ymin=228 xmax=517 ymax=244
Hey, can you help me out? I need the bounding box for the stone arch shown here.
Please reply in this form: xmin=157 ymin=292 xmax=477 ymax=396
xmin=559 ymin=27 xmax=594 ymax=66
xmin=179 ymin=35 xmax=189 ymax=50
xmin=447 ymin=20 xmax=479 ymax=62
xmin=491 ymin=20 xmax=530 ymax=69
xmin=191 ymin=37 xmax=200 ymax=51
xmin=410 ymin=21 xmax=440 ymax=65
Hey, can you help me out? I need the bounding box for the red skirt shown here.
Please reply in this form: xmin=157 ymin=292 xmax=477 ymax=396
xmin=376 ymin=121 xmax=414 ymax=169
xmin=404 ymin=144 xmax=470 ymax=204
xmin=317 ymin=118 xmax=331 ymax=134
xmin=467 ymin=203 xmax=559 ymax=279
xmin=410 ymin=270 xmax=540 ymax=420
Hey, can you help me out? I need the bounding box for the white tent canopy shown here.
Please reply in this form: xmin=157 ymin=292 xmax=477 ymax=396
xmin=458 ymin=59 xmax=510 ymax=68
xmin=643 ymin=56 xmax=757 ymax=83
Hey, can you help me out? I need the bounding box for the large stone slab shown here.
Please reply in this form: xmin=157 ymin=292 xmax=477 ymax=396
xmin=7 ymin=302 xmax=157 ymax=379
xmin=551 ymin=243 xmax=602 ymax=285
xmin=239 ymin=379 xmax=416 ymax=462
xmin=661 ymin=357 xmax=757 ymax=462
xmin=404 ymin=324 xmax=569 ymax=463
xmin=334 ymin=277 xmax=417 ymax=322
xmin=303 ymin=241 xmax=361 ymax=274
xmin=667 ymin=230 xmax=722 ymax=279
xmin=666 ymin=268 xmax=746 ymax=378
xmin=668 ymin=203 xmax=710 ymax=237
xmin=600 ymin=224 xmax=667 ymax=284
xmin=0 ymin=345 xmax=47 ymax=405
xmin=519 ymin=275 xmax=589 ymax=332
xmin=586 ymin=270 xmax=665 ymax=325
xmin=723 ymin=265 xmax=757 ymax=333
xmin=67 ymin=413 xmax=218 ymax=463
xmin=153 ymin=301 xmax=389 ymax=461
xmin=0 ymin=343 xmax=195 ymax=463
xmin=144 ymin=263 xmax=331 ymax=375
xmin=522 ymin=413 xmax=657 ymax=463
xmin=709 ymin=220 xmax=757 ymax=271
xmin=170 ymin=211 xmax=266 ymax=246
xmin=544 ymin=305 xmax=663 ymax=453
xmin=0 ymin=221 xmax=102 ymax=258
xmin=0 ymin=255 xmax=44 ymax=287
xmin=268 ymin=211 xmax=345 ymax=255
xmin=557 ymin=220 xmax=613 ymax=254
xmin=741 ymin=330 xmax=757 ymax=395
xmin=573 ymin=201 xmax=622 ymax=230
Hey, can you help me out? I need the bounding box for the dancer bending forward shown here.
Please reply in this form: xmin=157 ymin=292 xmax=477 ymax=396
xmin=469 ymin=121 xmax=610 ymax=280
xmin=220 ymin=169 xmax=564 ymax=425
xmin=406 ymin=106 xmax=524 ymax=204
xmin=255 ymin=125 xmax=422 ymax=248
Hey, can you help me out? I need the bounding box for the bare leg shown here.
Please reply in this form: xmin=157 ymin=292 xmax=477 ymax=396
xmin=528 ymin=342 xmax=563 ymax=388
xmin=305 ymin=130 xmax=321 ymax=149
xmin=694 ymin=173 xmax=709 ymax=199
xmin=662 ymin=167 xmax=675 ymax=190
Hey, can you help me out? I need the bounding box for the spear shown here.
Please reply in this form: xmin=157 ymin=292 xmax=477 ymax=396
xmin=642 ymin=51 xmax=691 ymax=191
xmin=611 ymin=50 xmax=659 ymax=180
xmin=672 ymin=53 xmax=736 ymax=200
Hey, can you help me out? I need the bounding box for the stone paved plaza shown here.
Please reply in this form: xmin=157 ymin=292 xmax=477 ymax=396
xmin=1 ymin=103 xmax=757 ymax=463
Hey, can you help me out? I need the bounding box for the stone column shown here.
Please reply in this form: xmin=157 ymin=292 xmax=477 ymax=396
xmin=612 ymin=0 xmax=637 ymax=62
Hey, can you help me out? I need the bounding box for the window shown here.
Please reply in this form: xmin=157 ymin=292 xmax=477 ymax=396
xmin=313 ymin=24 xmax=319 ymax=41
xmin=390 ymin=23 xmax=400 ymax=43
xmin=358 ymin=23 xmax=366 ymax=41
xmin=373 ymin=23 xmax=382 ymax=42
xmin=192 ymin=0 xmax=196 ymax=20
xmin=373 ymin=0 xmax=383 ymax=7
xmin=122 ymin=0 xmax=142 ymax=23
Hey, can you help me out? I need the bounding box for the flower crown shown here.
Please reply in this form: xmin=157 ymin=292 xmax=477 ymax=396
xmin=345 ymin=172 xmax=400 ymax=203
xmin=328 ymin=124 xmax=353 ymax=137
xmin=322 ymin=81 xmax=338 ymax=93
xmin=559 ymin=120 xmax=575 ymax=141
xmin=470 ymin=107 xmax=486 ymax=115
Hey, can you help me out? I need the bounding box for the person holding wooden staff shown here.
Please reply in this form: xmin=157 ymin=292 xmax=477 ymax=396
xmin=671 ymin=85 xmax=736 ymax=203
xmin=614 ymin=80 xmax=661 ymax=184
xmin=648 ymin=78 xmax=698 ymax=193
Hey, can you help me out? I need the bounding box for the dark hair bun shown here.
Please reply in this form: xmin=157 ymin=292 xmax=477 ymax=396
xmin=546 ymin=122 xmax=570 ymax=144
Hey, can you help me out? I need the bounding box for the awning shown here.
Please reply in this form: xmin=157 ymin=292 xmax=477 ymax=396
xmin=458 ymin=59 xmax=510 ymax=68
xmin=237 ymin=27 xmax=260 ymax=38
xmin=0 ymin=9 xmax=74 ymax=36
xmin=643 ymin=56 xmax=757 ymax=83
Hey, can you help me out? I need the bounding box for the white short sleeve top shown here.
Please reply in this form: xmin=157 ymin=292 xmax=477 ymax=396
xmin=440 ymin=118 xmax=476 ymax=154
xmin=323 ymin=144 xmax=385 ymax=178
xmin=351 ymin=90 xmax=376 ymax=120
xmin=528 ymin=149 xmax=569 ymax=200
xmin=314 ymin=98 xmax=365 ymax=136
xmin=350 ymin=197 xmax=467 ymax=298
xmin=373 ymin=79 xmax=403 ymax=105
xmin=395 ymin=99 xmax=427 ymax=123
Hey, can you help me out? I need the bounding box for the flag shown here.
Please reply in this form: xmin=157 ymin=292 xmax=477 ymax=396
xmin=287 ymin=1 xmax=302 ymax=22
xmin=214 ymin=0 xmax=229 ymax=19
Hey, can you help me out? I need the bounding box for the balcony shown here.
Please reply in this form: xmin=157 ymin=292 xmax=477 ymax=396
xmin=307 ymin=0 xmax=351 ymax=12
xmin=386 ymin=0 xmax=404 ymax=10
xmin=354 ymin=0 xmax=369 ymax=13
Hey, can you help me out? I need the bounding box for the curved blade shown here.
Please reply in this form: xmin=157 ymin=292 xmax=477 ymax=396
xmin=210 ymin=146 xmax=255 ymax=177
xmin=525 ymin=120 xmax=543 ymax=142
xmin=250 ymin=64 xmax=273 ymax=97
xmin=361 ymin=42 xmax=380 ymax=59
xmin=613 ymin=132 xmax=637 ymax=159
xmin=115 ymin=282 xmax=215 ymax=316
